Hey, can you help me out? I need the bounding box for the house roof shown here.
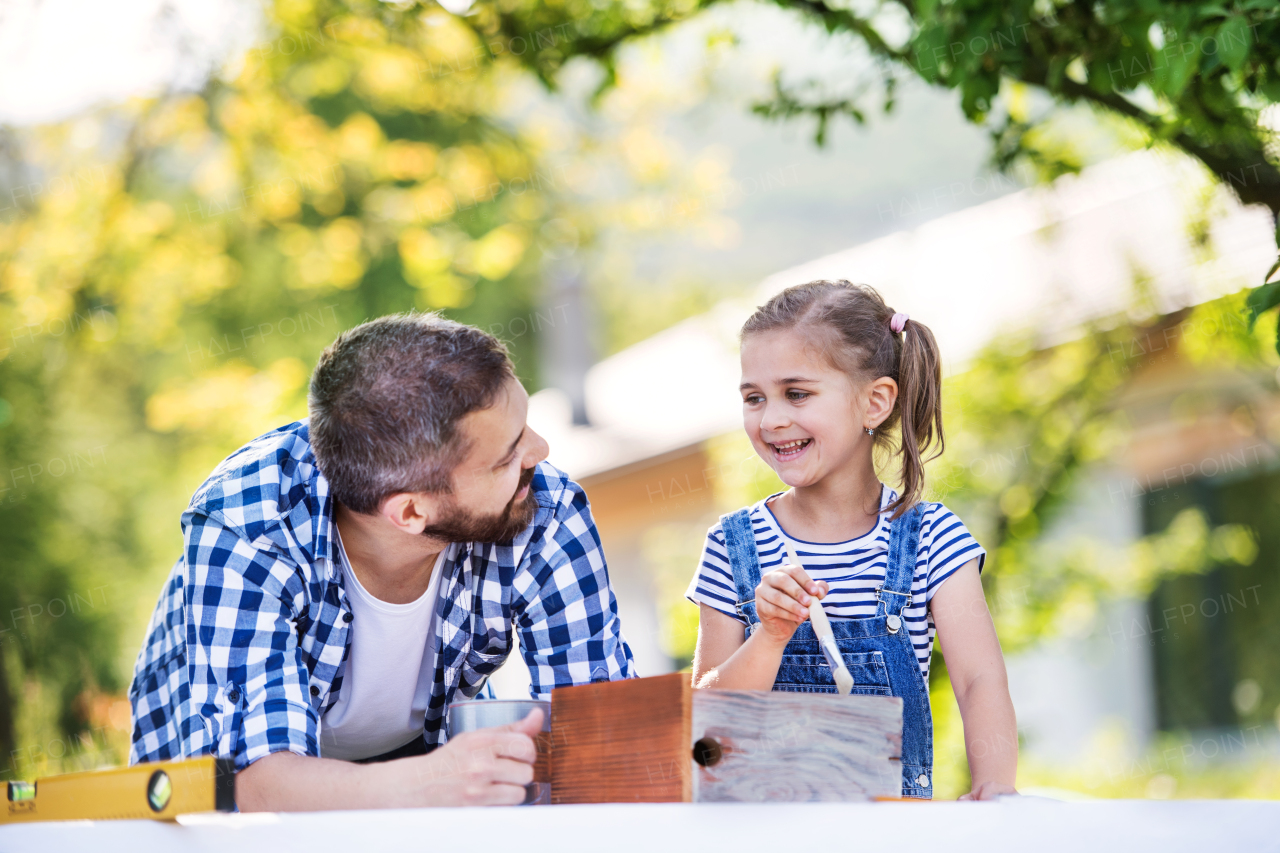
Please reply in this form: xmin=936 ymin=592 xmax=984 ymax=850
xmin=529 ymin=150 xmax=1277 ymax=481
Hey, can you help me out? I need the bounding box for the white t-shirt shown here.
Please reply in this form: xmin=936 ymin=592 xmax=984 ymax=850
xmin=685 ymin=485 xmax=985 ymax=680
xmin=319 ymin=535 xmax=448 ymax=761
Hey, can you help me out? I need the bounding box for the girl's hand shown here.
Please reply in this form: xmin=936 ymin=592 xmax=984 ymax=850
xmin=755 ymin=565 xmax=829 ymax=645
xmin=959 ymin=781 xmax=1018 ymax=801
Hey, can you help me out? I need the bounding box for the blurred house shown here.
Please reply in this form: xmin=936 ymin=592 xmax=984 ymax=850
xmin=492 ymin=150 xmax=1280 ymax=768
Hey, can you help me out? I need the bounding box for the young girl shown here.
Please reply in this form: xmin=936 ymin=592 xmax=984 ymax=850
xmin=688 ymin=280 xmax=1017 ymax=801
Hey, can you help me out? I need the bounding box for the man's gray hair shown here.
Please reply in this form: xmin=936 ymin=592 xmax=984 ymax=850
xmin=308 ymin=312 xmax=515 ymax=514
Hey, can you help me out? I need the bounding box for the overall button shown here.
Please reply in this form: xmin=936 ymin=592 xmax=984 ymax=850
xmin=310 ymin=685 xmax=320 ymax=697
xmin=886 ymin=614 xmax=902 ymax=633
xmin=917 ymin=774 xmax=930 ymax=788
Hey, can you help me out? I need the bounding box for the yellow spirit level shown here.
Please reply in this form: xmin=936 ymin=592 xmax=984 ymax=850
xmin=2 ymin=757 xmax=234 ymax=824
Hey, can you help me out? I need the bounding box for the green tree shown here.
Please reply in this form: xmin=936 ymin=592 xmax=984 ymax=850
xmin=453 ymin=0 xmax=1280 ymax=340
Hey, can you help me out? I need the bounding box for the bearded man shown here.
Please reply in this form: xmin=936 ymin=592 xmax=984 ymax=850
xmin=128 ymin=313 xmax=634 ymax=810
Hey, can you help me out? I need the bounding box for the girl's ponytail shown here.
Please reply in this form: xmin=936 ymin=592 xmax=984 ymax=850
xmin=741 ymin=280 xmax=945 ymax=519
xmin=892 ymin=317 xmax=944 ymax=519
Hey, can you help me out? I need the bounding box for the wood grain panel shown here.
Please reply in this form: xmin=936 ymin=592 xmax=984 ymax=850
xmin=550 ymin=674 xmax=692 ymax=804
xmin=691 ymin=691 xmax=903 ymax=802
xmin=533 ymin=731 xmax=551 ymax=784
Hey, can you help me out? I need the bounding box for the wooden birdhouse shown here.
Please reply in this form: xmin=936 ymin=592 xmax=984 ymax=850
xmin=549 ymin=673 xmax=903 ymax=803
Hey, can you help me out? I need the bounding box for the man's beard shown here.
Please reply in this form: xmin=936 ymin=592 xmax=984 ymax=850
xmin=420 ymin=466 xmax=538 ymax=544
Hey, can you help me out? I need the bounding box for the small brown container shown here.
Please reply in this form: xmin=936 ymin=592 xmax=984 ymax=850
xmin=549 ymin=673 xmax=903 ymax=804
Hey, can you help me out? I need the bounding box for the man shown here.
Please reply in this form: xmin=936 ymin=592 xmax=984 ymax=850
xmin=128 ymin=313 xmax=634 ymax=809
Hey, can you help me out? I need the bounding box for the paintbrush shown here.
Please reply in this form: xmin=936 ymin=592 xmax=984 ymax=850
xmin=786 ymin=541 xmax=854 ymax=695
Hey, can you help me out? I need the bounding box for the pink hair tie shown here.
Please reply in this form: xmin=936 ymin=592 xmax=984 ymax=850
xmin=890 ymin=312 xmax=909 ymax=333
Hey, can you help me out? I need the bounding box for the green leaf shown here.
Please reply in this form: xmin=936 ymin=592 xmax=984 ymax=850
xmin=1260 ymin=79 xmax=1280 ymax=102
xmin=1216 ymin=16 xmax=1251 ymax=73
xmin=1047 ymin=55 xmax=1068 ymax=90
xmin=910 ymin=24 xmax=951 ymax=82
xmin=1245 ymin=267 xmax=1280 ymax=334
xmin=1160 ymin=39 xmax=1200 ymax=98
xmin=960 ymin=73 xmax=1000 ymax=119
xmin=1194 ymin=5 xmax=1232 ymax=20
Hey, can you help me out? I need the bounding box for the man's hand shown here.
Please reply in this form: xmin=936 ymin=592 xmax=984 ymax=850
xmin=394 ymin=708 xmax=544 ymax=807
xmin=236 ymin=708 xmax=545 ymax=811
xmin=958 ymin=780 xmax=1018 ymax=801
xmin=755 ymin=564 xmax=829 ymax=645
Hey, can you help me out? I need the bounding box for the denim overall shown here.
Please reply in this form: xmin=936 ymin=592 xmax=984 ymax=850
xmin=721 ymin=504 xmax=933 ymax=799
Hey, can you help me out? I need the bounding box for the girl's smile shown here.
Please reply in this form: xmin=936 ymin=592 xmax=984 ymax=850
xmin=769 ymin=437 xmax=812 ymax=462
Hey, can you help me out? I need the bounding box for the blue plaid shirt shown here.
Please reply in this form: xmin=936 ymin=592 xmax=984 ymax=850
xmin=128 ymin=421 xmax=634 ymax=770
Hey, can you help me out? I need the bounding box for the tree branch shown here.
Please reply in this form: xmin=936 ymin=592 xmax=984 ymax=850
xmin=777 ymin=0 xmax=910 ymax=63
xmin=1039 ymin=74 xmax=1280 ymax=217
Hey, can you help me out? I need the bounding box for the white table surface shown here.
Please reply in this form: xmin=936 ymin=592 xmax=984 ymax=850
xmin=3 ymin=798 xmax=1278 ymax=853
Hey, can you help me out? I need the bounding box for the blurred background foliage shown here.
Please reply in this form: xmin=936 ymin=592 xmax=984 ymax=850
xmin=0 ymin=0 xmax=761 ymax=777
xmin=2 ymin=0 xmax=1279 ymax=802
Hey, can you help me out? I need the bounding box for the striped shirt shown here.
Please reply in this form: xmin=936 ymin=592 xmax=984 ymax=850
xmin=686 ymin=486 xmax=985 ymax=678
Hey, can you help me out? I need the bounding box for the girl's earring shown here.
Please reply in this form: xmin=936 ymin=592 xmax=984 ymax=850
xmin=865 ymin=426 xmax=875 ymax=436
